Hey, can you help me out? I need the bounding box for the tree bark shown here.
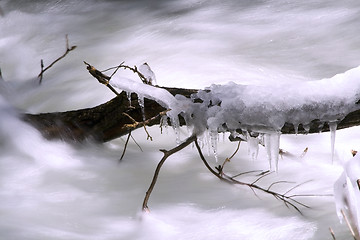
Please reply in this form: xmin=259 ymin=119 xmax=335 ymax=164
xmin=22 ymin=87 xmax=197 ymax=142
xmin=22 ymin=85 xmax=360 ymax=143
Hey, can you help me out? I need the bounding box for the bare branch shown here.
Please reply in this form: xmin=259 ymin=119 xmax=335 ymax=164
xmin=131 ymin=134 xmax=143 ymax=152
xmin=142 ymin=135 xmax=197 ymax=212
xmin=193 ymin=139 xmax=317 ymax=215
xmin=83 ymin=61 xmax=120 ymax=95
xmin=267 ymin=181 xmax=295 ymax=191
xmin=329 ymin=227 xmax=336 ymax=240
xmin=341 ymin=209 xmax=360 ymax=240
xmin=38 ymin=35 xmax=77 ymax=84
xmin=282 ymin=180 xmax=313 ymax=196
xmin=119 ymin=131 xmax=132 ymax=162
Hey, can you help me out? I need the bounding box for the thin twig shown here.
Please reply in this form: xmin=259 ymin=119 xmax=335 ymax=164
xmin=282 ymin=180 xmax=313 ymax=196
xmin=329 ymin=227 xmax=336 ymax=240
xmin=119 ymin=131 xmax=132 ymax=162
xmin=117 ymin=63 xmax=149 ymax=84
xmin=193 ymin=139 xmax=313 ymax=215
xmin=84 ymin=61 xmax=119 ymax=95
xmin=38 ymin=59 xmax=44 ymax=84
xmin=131 ymin=134 xmax=143 ymax=152
xmin=38 ymin=35 xmax=77 ymax=84
xmin=341 ymin=209 xmax=359 ymax=240
xmin=122 ymin=112 xmax=153 ymax=141
xmin=267 ymin=181 xmax=295 ymax=191
xmin=101 ymin=61 xmax=125 ymax=79
xmin=219 ymin=141 xmax=241 ymax=175
xmin=231 ymin=170 xmax=263 ymax=179
xmin=251 ymin=171 xmax=273 ymax=186
xmin=142 ymin=135 xmax=197 ymax=212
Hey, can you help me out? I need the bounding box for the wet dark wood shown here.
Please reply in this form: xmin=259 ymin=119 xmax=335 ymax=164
xmin=22 ymin=85 xmax=360 ymax=142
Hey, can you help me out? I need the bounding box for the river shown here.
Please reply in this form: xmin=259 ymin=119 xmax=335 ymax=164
xmin=1 ymin=0 xmax=359 ymax=239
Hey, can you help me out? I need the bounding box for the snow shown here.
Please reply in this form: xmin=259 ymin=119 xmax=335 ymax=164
xmin=138 ymin=63 xmax=157 ymax=85
xmin=112 ymin=65 xmax=360 ymax=171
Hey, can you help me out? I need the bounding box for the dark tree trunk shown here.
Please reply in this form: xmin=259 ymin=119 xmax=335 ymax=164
xmin=21 ymin=85 xmax=360 ymax=143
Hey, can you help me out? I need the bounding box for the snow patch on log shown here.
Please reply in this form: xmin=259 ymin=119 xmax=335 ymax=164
xmin=112 ymin=66 xmax=360 ymax=170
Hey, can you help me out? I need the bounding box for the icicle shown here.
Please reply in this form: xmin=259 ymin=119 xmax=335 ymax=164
xmin=205 ymin=130 xmax=211 ymax=157
xmin=160 ymin=115 xmax=169 ymax=134
xmin=209 ymin=130 xmax=219 ymax=162
xmin=137 ymin=94 xmax=145 ymax=121
xmin=294 ymin=123 xmax=299 ymax=135
xmin=264 ymin=132 xmax=281 ymax=172
xmin=329 ymin=121 xmax=338 ymax=163
xmin=247 ymin=132 xmax=260 ymax=161
xmin=127 ymin=91 xmax=132 ymax=107
xmin=169 ymin=115 xmax=181 ymax=144
xmin=264 ymin=134 xmax=272 ymax=169
xmin=303 ymin=124 xmax=310 ymax=134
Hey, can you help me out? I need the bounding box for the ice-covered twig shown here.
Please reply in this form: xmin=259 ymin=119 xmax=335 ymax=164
xmin=38 ymin=35 xmax=77 ymax=84
xmin=115 ymin=62 xmax=152 ymax=85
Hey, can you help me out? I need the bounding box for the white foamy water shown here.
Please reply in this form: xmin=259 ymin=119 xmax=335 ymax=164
xmin=1 ymin=0 xmax=360 ymax=239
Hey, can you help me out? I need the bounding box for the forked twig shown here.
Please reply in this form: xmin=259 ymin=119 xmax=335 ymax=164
xmin=142 ymin=135 xmax=197 ymax=212
xmin=84 ymin=61 xmax=119 ymax=95
xmin=122 ymin=112 xmax=153 ymax=141
xmin=217 ymin=141 xmax=241 ymax=175
xmin=193 ymin=139 xmax=315 ymax=215
xmin=38 ymin=35 xmax=77 ymax=84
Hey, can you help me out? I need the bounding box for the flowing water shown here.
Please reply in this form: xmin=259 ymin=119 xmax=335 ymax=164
xmin=1 ymin=0 xmax=360 ymax=239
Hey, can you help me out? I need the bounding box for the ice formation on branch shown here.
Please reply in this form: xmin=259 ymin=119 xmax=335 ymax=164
xmin=334 ymin=155 xmax=360 ymax=237
xmin=112 ymin=65 xmax=360 ymax=170
xmin=138 ymin=62 xmax=156 ymax=85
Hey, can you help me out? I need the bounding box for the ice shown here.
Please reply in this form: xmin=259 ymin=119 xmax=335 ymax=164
xmin=209 ymin=131 xmax=219 ymax=162
xmin=247 ymin=132 xmax=260 ymax=161
xmin=294 ymin=123 xmax=299 ymax=135
xmin=169 ymin=115 xmax=181 ymax=144
xmin=303 ymin=124 xmax=310 ymax=134
xmin=111 ymin=65 xmax=360 ymax=170
xmin=264 ymin=132 xmax=281 ymax=171
xmin=138 ymin=63 xmax=156 ymax=85
xmin=127 ymin=91 xmax=132 ymax=107
xmin=329 ymin=121 xmax=337 ymax=163
xmin=111 ymin=77 xmax=177 ymax=109
xmin=138 ymin=94 xmax=145 ymax=121
xmin=334 ymin=155 xmax=360 ymax=236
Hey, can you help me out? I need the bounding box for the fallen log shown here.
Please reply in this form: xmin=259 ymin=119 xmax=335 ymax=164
xmin=22 ymin=84 xmax=360 ymax=143
xmin=20 ymin=62 xmax=360 ymax=143
xmin=22 ymin=87 xmax=197 ymax=142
